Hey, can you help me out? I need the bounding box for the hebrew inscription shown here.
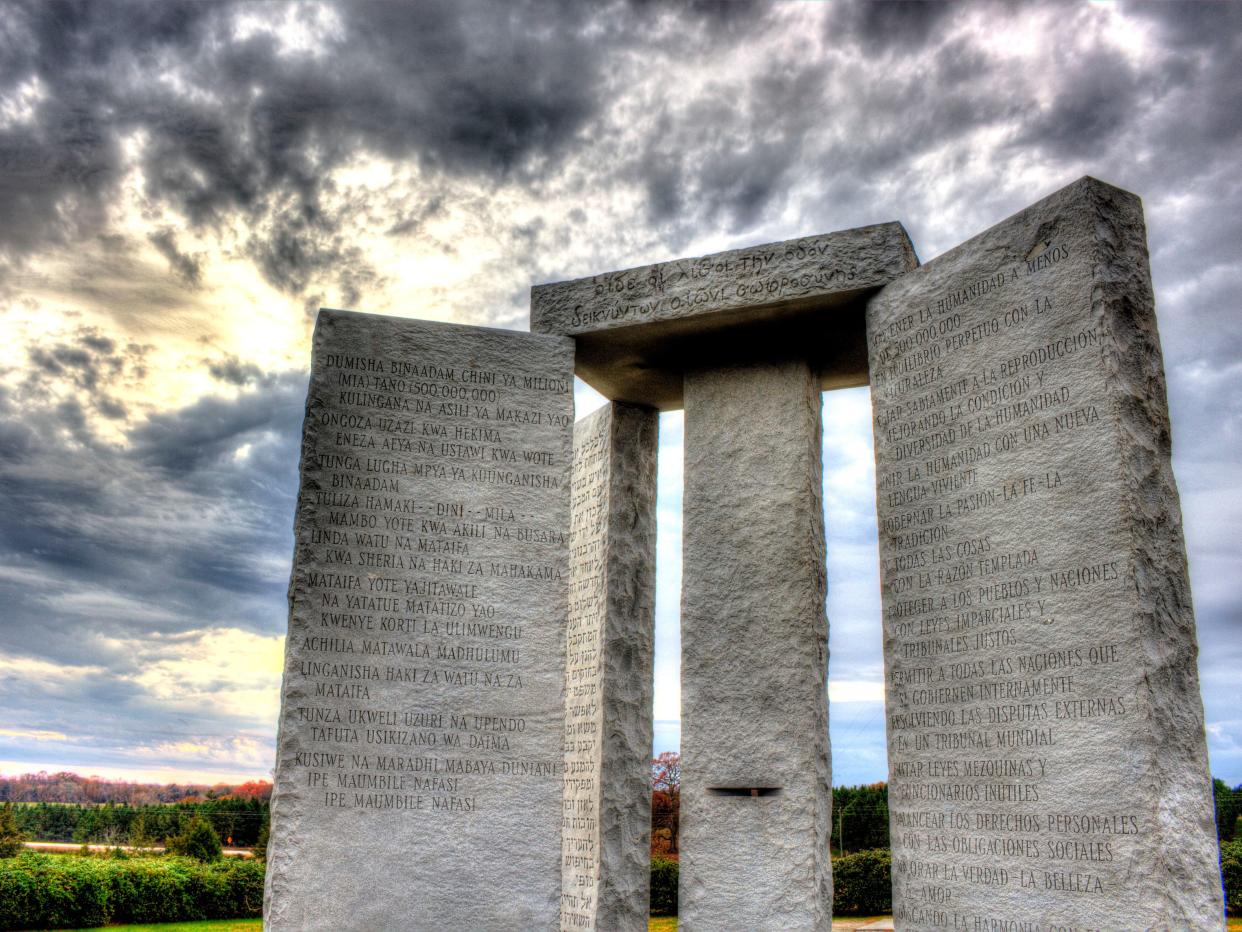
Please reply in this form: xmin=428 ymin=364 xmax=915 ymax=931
xmin=561 ymin=408 xmax=610 ymax=930
xmin=266 ymin=310 xmax=574 ymax=931
xmin=560 ymin=403 xmax=658 ymax=932
xmin=869 ymin=178 xmax=1221 ymax=930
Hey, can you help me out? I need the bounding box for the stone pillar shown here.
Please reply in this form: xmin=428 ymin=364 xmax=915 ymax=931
xmin=869 ymin=177 xmax=1223 ymax=930
xmin=560 ymin=402 xmax=659 ymax=932
xmin=680 ymin=360 xmax=832 ymax=932
xmin=266 ymin=310 xmax=574 ymax=931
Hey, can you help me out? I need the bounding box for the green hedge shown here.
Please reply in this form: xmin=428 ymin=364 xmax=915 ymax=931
xmin=1223 ymin=838 xmax=1241 ymax=915
xmin=0 ymin=852 xmax=264 ymax=930
xmin=646 ymin=848 xmax=891 ymax=918
xmin=650 ymin=856 xmax=678 ymax=916
xmin=833 ymin=848 xmax=891 ymax=915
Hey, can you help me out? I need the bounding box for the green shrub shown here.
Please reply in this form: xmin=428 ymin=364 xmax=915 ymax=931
xmin=167 ymin=815 xmax=223 ymax=862
xmin=833 ymin=848 xmax=891 ymax=916
xmin=0 ymin=851 xmax=264 ymax=930
xmin=254 ymin=814 xmax=270 ymax=860
xmin=1223 ymin=838 xmax=1242 ymax=915
xmin=650 ymin=856 xmax=678 ymax=916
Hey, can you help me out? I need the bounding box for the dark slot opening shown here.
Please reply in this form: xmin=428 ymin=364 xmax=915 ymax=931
xmin=706 ymin=787 xmax=782 ymax=798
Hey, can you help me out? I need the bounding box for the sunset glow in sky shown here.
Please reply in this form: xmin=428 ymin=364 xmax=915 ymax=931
xmin=1 ymin=1 xmax=1240 ymax=787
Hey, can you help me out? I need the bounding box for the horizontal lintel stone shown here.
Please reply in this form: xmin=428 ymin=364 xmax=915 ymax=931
xmin=530 ymin=223 xmax=917 ymax=410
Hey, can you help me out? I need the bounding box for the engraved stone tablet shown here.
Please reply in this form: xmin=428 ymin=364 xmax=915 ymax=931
xmin=265 ymin=309 xmax=574 ymax=931
xmin=531 ymin=225 xmax=917 ymax=409
xmin=868 ymin=177 xmax=1223 ymax=930
xmin=561 ymin=403 xmax=658 ymax=932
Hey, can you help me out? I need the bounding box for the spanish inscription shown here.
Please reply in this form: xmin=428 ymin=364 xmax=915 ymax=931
xmin=869 ymin=180 xmax=1221 ymax=929
xmin=266 ymin=310 xmax=574 ymax=931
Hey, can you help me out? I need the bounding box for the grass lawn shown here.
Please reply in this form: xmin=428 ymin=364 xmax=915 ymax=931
xmin=62 ymin=922 xmax=262 ymax=932
xmin=59 ymin=920 xmax=676 ymax=932
xmin=60 ymin=916 xmax=1240 ymax=932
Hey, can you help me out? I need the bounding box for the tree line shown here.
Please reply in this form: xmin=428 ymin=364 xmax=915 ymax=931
xmin=0 ymin=771 xmax=270 ymax=806
xmin=9 ymin=797 xmax=269 ymax=848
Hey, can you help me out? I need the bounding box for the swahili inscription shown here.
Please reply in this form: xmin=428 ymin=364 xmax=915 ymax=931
xmin=868 ymin=180 xmax=1220 ymax=930
xmin=265 ymin=310 xmax=573 ymax=931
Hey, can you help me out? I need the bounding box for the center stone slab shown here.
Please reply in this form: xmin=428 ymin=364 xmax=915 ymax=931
xmin=530 ymin=224 xmax=917 ymax=409
xmin=680 ymin=359 xmax=831 ymax=932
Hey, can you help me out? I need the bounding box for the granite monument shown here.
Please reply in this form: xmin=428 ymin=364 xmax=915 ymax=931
xmin=267 ymin=177 xmax=1223 ymax=932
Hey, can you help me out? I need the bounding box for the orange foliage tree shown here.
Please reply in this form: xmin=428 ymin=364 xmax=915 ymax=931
xmin=651 ymin=752 xmax=680 ymax=857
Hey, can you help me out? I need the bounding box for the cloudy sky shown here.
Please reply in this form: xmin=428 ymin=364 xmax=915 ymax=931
xmin=0 ymin=1 xmax=1238 ymax=788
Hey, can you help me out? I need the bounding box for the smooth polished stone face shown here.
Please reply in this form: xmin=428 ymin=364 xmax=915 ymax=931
xmin=265 ymin=309 xmax=574 ymax=932
xmin=531 ymin=224 xmax=917 ymax=409
xmin=561 ymin=402 xmax=657 ymax=932
xmin=868 ymin=177 xmax=1223 ymax=931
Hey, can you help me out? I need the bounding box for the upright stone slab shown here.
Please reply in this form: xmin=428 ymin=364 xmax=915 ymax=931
xmin=265 ymin=309 xmax=574 ymax=931
xmin=561 ymin=403 xmax=658 ymax=931
xmin=868 ymin=177 xmax=1223 ymax=930
xmin=680 ymin=359 xmax=831 ymax=932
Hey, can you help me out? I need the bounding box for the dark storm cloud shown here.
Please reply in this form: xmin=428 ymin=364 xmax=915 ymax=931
xmin=0 ymin=0 xmax=641 ymax=301
xmin=20 ymin=326 xmax=144 ymax=422
xmin=0 ymin=333 xmax=305 ymax=671
xmin=826 ymin=0 xmax=955 ymax=51
xmin=147 ymin=228 xmax=203 ymax=287
xmin=207 ymin=354 xmax=263 ymax=387
xmin=0 ymin=317 xmax=303 ymax=768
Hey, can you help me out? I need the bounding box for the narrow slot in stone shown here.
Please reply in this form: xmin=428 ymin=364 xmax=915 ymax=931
xmin=706 ymin=787 xmax=782 ymax=798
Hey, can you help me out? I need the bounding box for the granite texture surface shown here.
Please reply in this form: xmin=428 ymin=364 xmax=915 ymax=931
xmin=561 ymin=402 xmax=658 ymax=932
xmin=531 ymin=224 xmax=916 ymax=338
xmin=867 ymin=177 xmax=1222 ymax=931
xmin=530 ymin=225 xmax=918 ymax=409
xmin=265 ymin=309 xmax=574 ymax=931
xmin=680 ymin=360 xmax=832 ymax=931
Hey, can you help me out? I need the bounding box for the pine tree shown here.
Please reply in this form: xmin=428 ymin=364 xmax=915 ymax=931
xmin=167 ymin=814 xmax=222 ymax=861
xmin=0 ymin=803 xmax=27 ymax=857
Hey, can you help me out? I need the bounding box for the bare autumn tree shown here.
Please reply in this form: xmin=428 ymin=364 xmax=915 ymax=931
xmin=651 ymin=752 xmax=681 ymax=856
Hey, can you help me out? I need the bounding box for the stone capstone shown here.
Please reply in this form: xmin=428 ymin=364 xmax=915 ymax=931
xmin=531 ymin=224 xmax=918 ymax=409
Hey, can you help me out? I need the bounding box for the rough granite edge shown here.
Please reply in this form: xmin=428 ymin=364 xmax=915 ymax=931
xmin=599 ymin=403 xmax=658 ymax=931
xmin=1085 ymin=180 xmax=1224 ymax=926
